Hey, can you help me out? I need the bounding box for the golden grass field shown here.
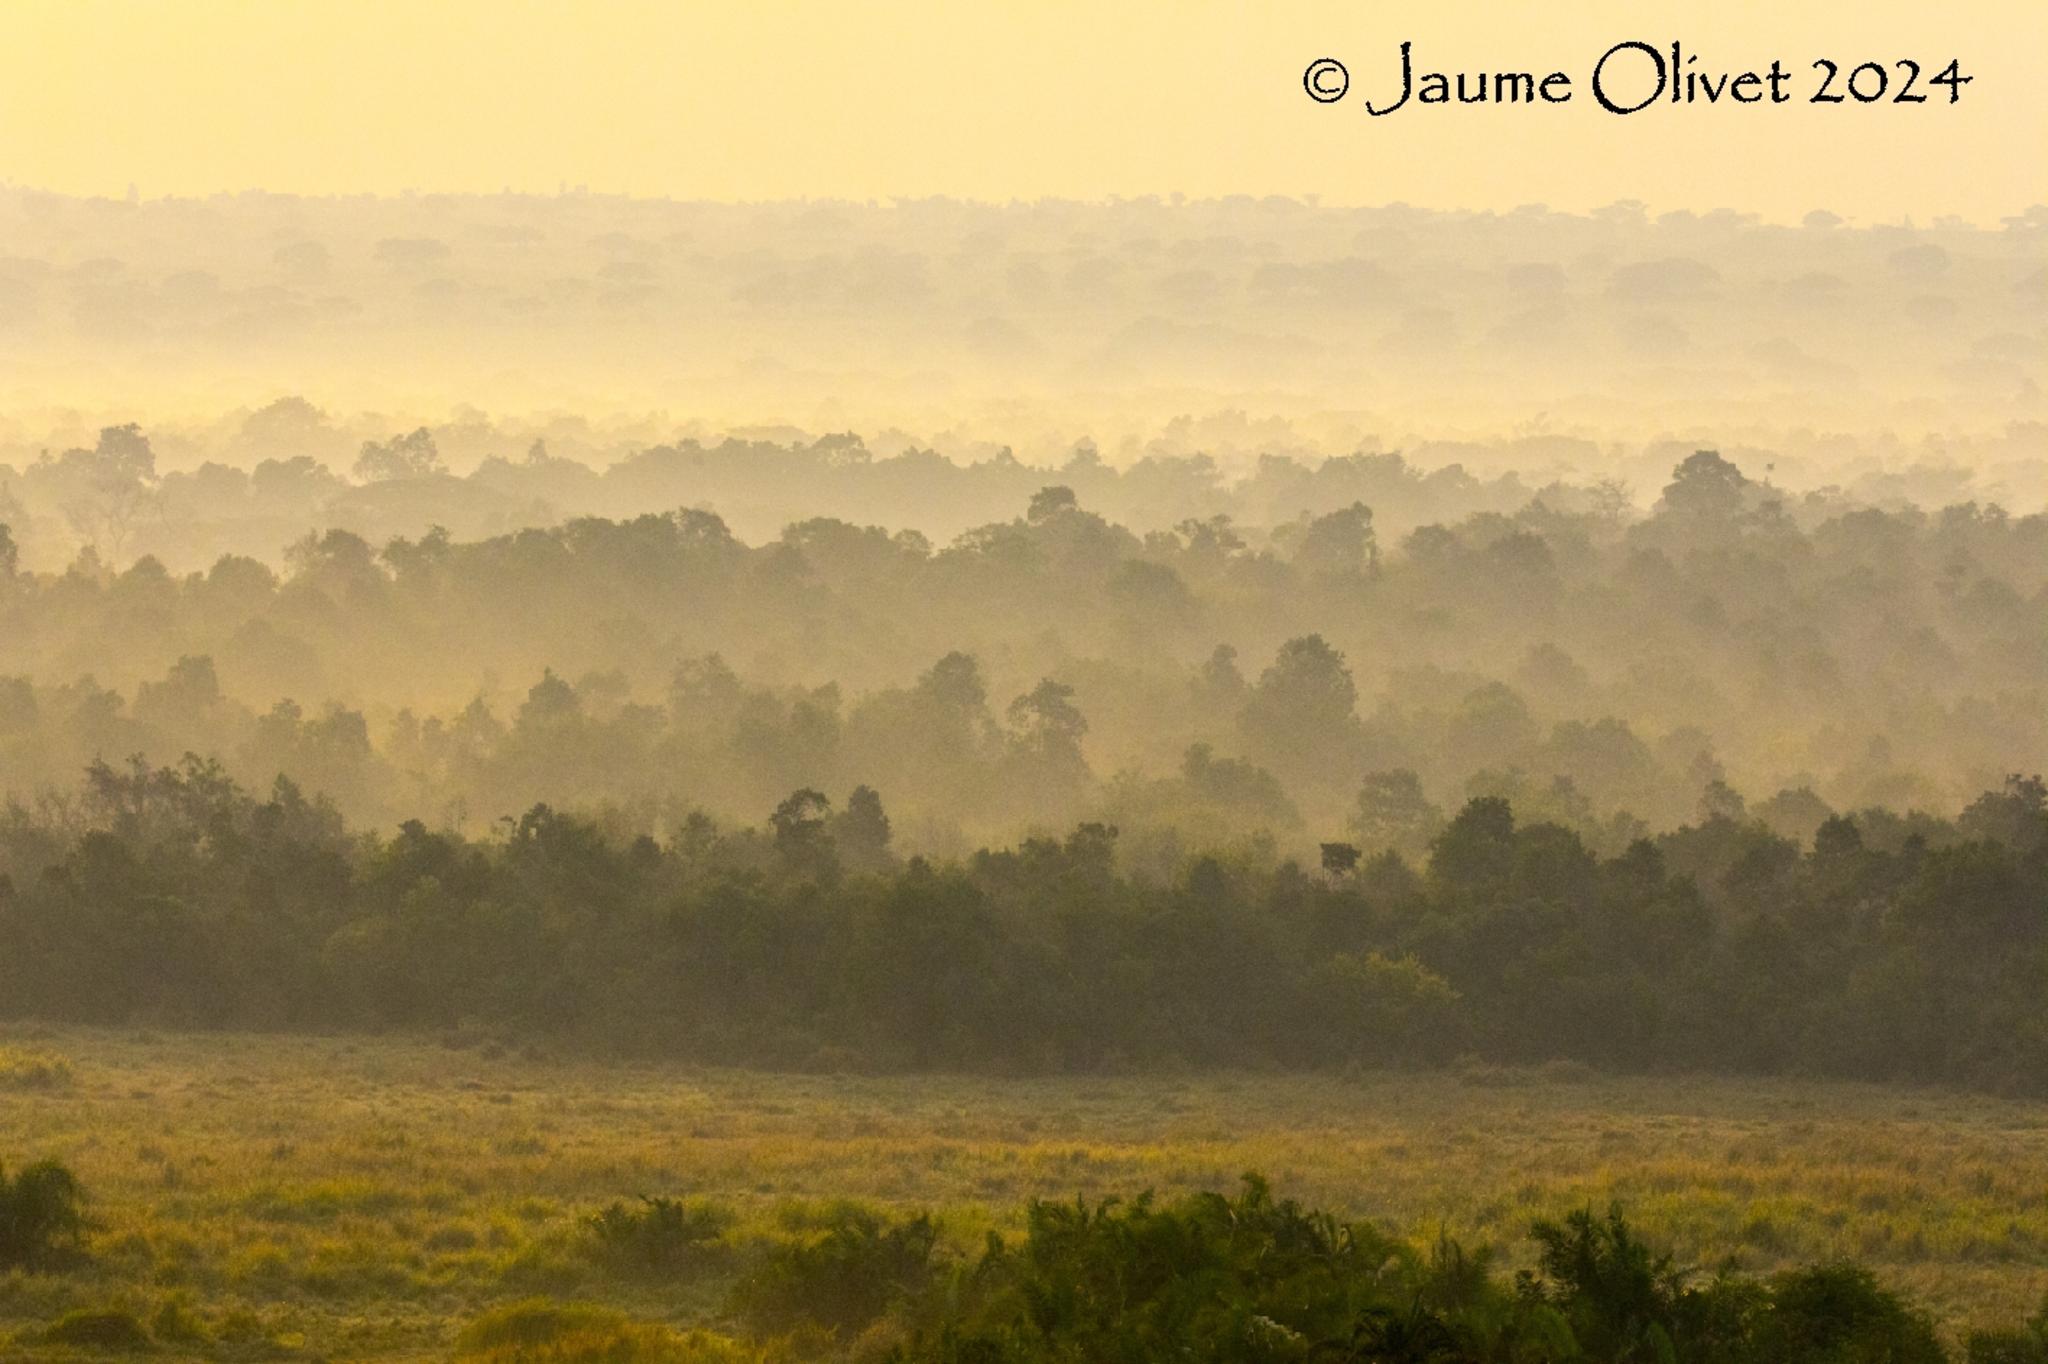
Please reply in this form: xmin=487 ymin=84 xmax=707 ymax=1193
xmin=4 ymin=1025 xmax=2048 ymax=1360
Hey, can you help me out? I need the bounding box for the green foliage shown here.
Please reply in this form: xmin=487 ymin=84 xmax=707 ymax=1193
xmin=1530 ymin=1205 xmax=1684 ymax=1362
xmin=6 ymin=755 xmax=2048 ymax=1092
xmin=1301 ymin=952 xmax=1464 ymax=1067
xmin=0 ymin=1156 xmax=88 ymax=1270
xmin=585 ymin=1196 xmax=733 ymax=1280
xmin=873 ymin=1184 xmax=1966 ymax=1364
xmin=1758 ymin=1262 xmax=1946 ymax=1364
xmin=912 ymin=1174 xmax=1420 ymax=1362
xmin=728 ymin=1205 xmax=938 ymax=1336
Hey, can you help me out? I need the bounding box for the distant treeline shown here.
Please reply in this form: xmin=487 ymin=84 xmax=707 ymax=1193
xmin=0 ymin=414 xmax=1544 ymax=570
xmin=2 ymin=446 xmax=2045 ymax=854
xmin=5 ymin=191 xmax=2037 ymax=512
xmin=3 ymin=756 xmax=2045 ymax=1092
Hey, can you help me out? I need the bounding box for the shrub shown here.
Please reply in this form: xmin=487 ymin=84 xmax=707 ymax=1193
xmin=0 ymin=1157 xmax=89 ymax=1269
xmin=1761 ymin=1262 xmax=1946 ymax=1364
xmin=456 ymin=1300 xmax=639 ymax=1353
xmin=915 ymin=1175 xmax=1434 ymax=1360
xmin=150 ymin=1296 xmax=210 ymax=1346
xmin=41 ymin=1308 xmax=152 ymax=1351
xmin=1530 ymin=1203 xmax=1684 ymax=1362
xmin=585 ymin=1195 xmax=733 ymax=1279
xmin=1970 ymin=1297 xmax=2048 ymax=1363
xmin=454 ymin=1300 xmax=774 ymax=1363
xmin=0 ymin=1046 xmax=74 ymax=1091
xmin=1974 ymin=1330 xmax=2048 ymax=1364
xmin=728 ymin=1206 xmax=938 ymax=1335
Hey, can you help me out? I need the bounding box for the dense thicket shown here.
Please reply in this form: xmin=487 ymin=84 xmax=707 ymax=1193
xmin=813 ymin=1180 xmax=1974 ymax=1363
xmin=2 ymin=444 xmax=2046 ymax=855
xmin=4 ymin=757 xmax=2045 ymax=1092
xmin=512 ymin=1179 xmax=2046 ymax=1363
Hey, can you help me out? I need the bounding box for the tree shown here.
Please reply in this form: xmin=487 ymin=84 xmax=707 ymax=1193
xmin=1320 ymin=842 xmax=1361 ymax=876
xmin=1658 ymin=449 xmax=1750 ymax=523
xmin=1197 ymin=644 xmax=1246 ymax=702
xmin=1239 ymin=634 xmax=1360 ymax=783
xmin=1301 ymin=952 xmax=1462 ymax=1066
xmin=1175 ymin=513 xmax=1245 ymax=561
xmin=239 ymin=395 xmax=332 ymax=453
xmin=1350 ymin=770 xmax=1443 ymax=856
xmin=770 ymin=788 xmax=835 ymax=875
xmin=920 ymin=651 xmax=986 ymax=716
xmin=1291 ymin=501 xmax=1378 ymax=579
xmin=1428 ymin=797 xmax=1516 ymax=888
xmin=1699 ymin=778 xmax=1747 ymax=823
xmin=59 ymin=424 xmax=160 ymax=560
xmin=1007 ymin=680 xmax=1088 ymax=762
xmin=833 ymin=785 xmax=893 ymax=870
xmin=1446 ymin=684 xmax=1539 ymax=774
xmin=354 ymin=427 xmax=444 ymax=482
xmin=517 ymin=669 xmax=582 ymax=728
xmin=1957 ymin=774 xmax=2048 ymax=855
xmin=133 ymin=655 xmax=224 ymax=734
xmin=84 ymin=423 xmax=155 ymax=484
xmin=1027 ymin=485 xmax=1078 ymax=523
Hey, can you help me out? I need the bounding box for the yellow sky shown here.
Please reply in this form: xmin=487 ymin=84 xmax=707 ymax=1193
xmin=0 ymin=0 xmax=2041 ymax=222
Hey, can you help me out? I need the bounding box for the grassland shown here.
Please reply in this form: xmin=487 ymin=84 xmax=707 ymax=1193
xmin=3 ymin=1026 xmax=2048 ymax=1360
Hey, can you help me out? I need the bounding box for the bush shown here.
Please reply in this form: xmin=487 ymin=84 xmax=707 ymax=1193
xmin=150 ymin=1296 xmax=210 ymax=1346
xmin=728 ymin=1206 xmax=938 ymax=1335
xmin=1971 ymin=1297 xmax=2048 ymax=1363
xmin=585 ymin=1196 xmax=732 ymax=1279
xmin=457 ymin=1300 xmax=640 ymax=1353
xmin=1761 ymin=1262 xmax=1946 ymax=1364
xmin=1301 ymin=952 xmax=1466 ymax=1067
xmin=41 ymin=1308 xmax=152 ymax=1351
xmin=1530 ymin=1203 xmax=1683 ymax=1362
xmin=454 ymin=1300 xmax=775 ymax=1363
xmin=0 ymin=1046 xmax=74 ymax=1091
xmin=0 ymin=1157 xmax=88 ymax=1269
xmin=908 ymin=1174 xmax=1471 ymax=1361
xmin=1975 ymin=1330 xmax=2048 ymax=1364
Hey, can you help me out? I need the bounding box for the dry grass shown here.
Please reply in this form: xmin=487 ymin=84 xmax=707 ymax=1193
xmin=2 ymin=1026 xmax=2046 ymax=1359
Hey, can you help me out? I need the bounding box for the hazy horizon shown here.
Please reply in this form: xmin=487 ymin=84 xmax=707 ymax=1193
xmin=4 ymin=0 xmax=2043 ymax=222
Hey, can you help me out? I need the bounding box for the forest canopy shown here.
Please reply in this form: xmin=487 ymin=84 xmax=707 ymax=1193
xmin=2 ymin=427 xmax=2045 ymax=1091
xmin=1 ymin=750 xmax=2045 ymax=1091
xmin=0 ymin=441 xmax=2043 ymax=859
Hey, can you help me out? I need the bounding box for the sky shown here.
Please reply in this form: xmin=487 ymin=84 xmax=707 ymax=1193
xmin=0 ymin=0 xmax=2041 ymax=222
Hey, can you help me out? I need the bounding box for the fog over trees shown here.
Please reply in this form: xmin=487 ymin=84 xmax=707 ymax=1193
xmin=0 ymin=191 xmax=2041 ymax=543
xmin=5 ymin=416 xmax=2048 ymax=1094
xmin=0 ymin=194 xmax=2044 ymax=1083
xmin=2 ymin=433 xmax=2044 ymax=856
xmin=3 ymin=182 xmax=2048 ymax=1364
